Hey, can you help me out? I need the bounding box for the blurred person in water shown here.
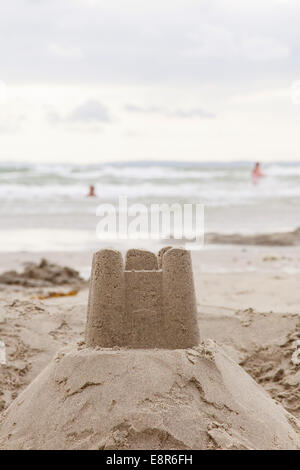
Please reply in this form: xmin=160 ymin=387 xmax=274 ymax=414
xmin=87 ymin=185 xmax=96 ymax=197
xmin=251 ymin=162 xmax=265 ymax=185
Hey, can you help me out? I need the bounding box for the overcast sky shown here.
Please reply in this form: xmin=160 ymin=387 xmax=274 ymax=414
xmin=1 ymin=0 xmax=300 ymax=164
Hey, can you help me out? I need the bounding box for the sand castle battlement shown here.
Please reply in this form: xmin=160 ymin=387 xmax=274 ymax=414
xmin=85 ymin=247 xmax=200 ymax=349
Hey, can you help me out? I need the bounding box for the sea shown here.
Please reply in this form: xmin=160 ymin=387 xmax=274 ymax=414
xmin=0 ymin=161 xmax=300 ymax=252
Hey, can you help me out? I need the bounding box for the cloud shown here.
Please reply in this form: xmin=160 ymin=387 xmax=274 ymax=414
xmin=45 ymin=106 xmax=61 ymax=124
xmin=125 ymin=104 xmax=164 ymax=114
xmin=0 ymin=0 xmax=299 ymax=164
xmin=48 ymin=43 xmax=83 ymax=60
xmin=125 ymin=104 xmax=216 ymax=119
xmin=242 ymin=35 xmax=290 ymax=60
xmin=47 ymin=100 xmax=111 ymax=125
xmin=184 ymin=27 xmax=290 ymax=61
xmin=229 ymin=88 xmax=289 ymax=105
xmin=184 ymin=27 xmax=238 ymax=59
xmin=0 ymin=0 xmax=297 ymax=86
xmin=171 ymin=108 xmax=215 ymax=119
xmin=0 ymin=112 xmax=26 ymax=134
xmin=68 ymin=100 xmax=111 ymax=123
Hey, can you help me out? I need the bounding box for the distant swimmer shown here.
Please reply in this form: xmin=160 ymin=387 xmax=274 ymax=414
xmin=87 ymin=185 xmax=96 ymax=197
xmin=251 ymin=162 xmax=265 ymax=185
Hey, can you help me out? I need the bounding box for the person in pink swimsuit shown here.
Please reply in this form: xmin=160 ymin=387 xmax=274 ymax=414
xmin=87 ymin=185 xmax=96 ymax=197
xmin=252 ymin=162 xmax=265 ymax=185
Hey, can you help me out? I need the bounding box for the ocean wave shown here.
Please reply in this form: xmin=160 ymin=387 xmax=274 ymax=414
xmin=1 ymin=162 xmax=300 ymax=215
xmin=0 ymin=163 xmax=241 ymax=182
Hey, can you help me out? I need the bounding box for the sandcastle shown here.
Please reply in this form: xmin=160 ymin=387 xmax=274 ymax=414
xmin=85 ymin=247 xmax=200 ymax=349
xmin=1 ymin=246 xmax=300 ymax=450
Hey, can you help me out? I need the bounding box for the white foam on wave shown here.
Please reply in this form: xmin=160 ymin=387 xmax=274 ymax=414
xmin=1 ymin=162 xmax=300 ymax=216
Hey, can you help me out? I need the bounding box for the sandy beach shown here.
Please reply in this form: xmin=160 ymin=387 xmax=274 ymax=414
xmin=0 ymin=245 xmax=299 ymax=449
xmin=2 ymin=0 xmax=300 ymax=453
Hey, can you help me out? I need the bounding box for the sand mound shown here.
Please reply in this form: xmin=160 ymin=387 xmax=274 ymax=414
xmin=241 ymin=322 xmax=300 ymax=419
xmin=199 ymin=309 xmax=300 ymax=419
xmin=0 ymin=258 xmax=83 ymax=287
xmin=206 ymin=227 xmax=300 ymax=246
xmin=0 ymin=341 xmax=299 ymax=450
xmin=165 ymin=228 xmax=300 ymax=246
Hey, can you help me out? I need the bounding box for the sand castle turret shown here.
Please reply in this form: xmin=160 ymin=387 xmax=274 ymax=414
xmin=85 ymin=249 xmax=125 ymax=348
xmin=85 ymin=247 xmax=200 ymax=349
xmin=162 ymin=248 xmax=199 ymax=349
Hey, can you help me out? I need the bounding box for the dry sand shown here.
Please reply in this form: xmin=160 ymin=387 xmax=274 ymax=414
xmin=0 ymin=246 xmax=299 ymax=449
